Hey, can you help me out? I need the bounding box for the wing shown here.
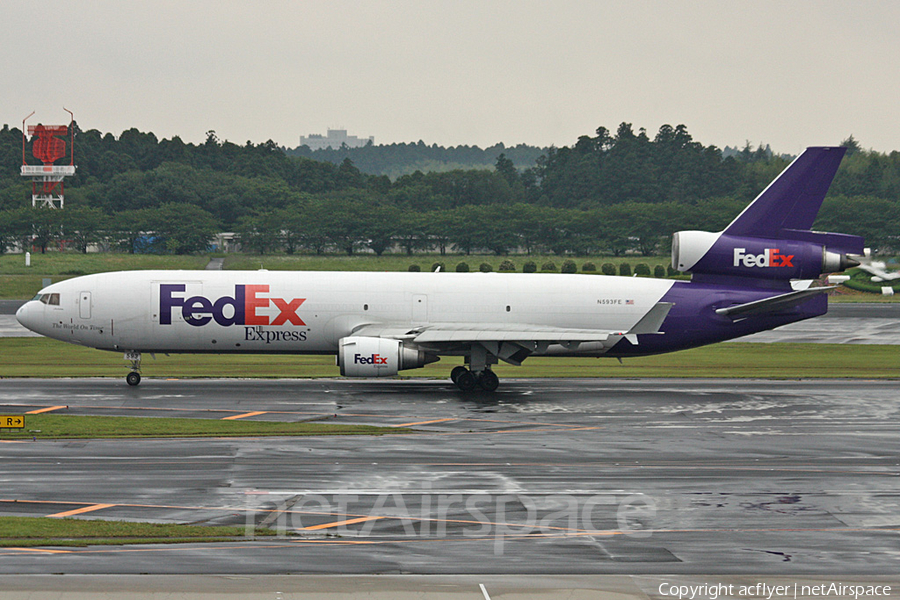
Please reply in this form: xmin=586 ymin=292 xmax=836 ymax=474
xmin=351 ymin=302 xmax=673 ymax=364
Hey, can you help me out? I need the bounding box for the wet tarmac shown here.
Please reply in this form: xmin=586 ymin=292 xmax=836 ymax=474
xmin=1 ymin=377 xmax=898 ymax=577
xmin=3 ymin=574 xmax=897 ymax=600
xmin=738 ymin=302 xmax=900 ymax=344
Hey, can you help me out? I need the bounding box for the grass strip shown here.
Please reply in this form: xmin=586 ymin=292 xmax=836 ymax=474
xmin=0 ymin=414 xmax=407 ymax=440
xmin=0 ymin=338 xmax=897 ymax=380
xmin=0 ymin=254 xmax=208 ymax=277
xmin=0 ymin=516 xmax=275 ymax=547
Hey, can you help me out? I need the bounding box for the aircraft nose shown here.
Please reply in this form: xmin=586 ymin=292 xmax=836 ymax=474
xmin=16 ymin=301 xmax=40 ymax=333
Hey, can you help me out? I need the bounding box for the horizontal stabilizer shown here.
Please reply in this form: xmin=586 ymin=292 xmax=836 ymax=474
xmin=714 ymin=287 xmax=832 ymax=319
xmin=781 ymin=229 xmax=865 ymax=256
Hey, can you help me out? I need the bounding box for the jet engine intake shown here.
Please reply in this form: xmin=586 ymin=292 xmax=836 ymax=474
xmin=337 ymin=336 xmax=438 ymax=377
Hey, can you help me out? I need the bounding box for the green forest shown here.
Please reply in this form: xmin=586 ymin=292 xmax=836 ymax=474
xmin=0 ymin=122 xmax=898 ymax=257
xmin=287 ymin=139 xmax=546 ymax=178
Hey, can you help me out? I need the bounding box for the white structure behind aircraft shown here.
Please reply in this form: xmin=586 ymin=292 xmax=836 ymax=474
xmin=857 ymin=261 xmax=900 ymax=283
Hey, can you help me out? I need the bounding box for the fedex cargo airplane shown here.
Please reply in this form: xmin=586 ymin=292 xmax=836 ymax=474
xmin=17 ymin=147 xmax=863 ymax=391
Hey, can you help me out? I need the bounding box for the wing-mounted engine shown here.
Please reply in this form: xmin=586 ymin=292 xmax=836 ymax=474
xmin=337 ymin=336 xmax=438 ymax=377
xmin=671 ymin=147 xmax=863 ymax=284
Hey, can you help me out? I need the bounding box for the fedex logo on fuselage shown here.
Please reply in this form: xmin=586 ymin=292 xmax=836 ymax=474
xmin=733 ymin=248 xmax=794 ymax=268
xmin=160 ymin=284 xmax=305 ymax=327
xmin=354 ymin=353 xmax=388 ymax=365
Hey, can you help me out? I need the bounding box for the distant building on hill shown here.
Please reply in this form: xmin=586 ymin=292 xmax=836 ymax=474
xmin=300 ymin=129 xmax=374 ymax=150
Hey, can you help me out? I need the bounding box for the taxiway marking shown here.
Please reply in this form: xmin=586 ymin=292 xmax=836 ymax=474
xmin=25 ymin=406 xmax=66 ymax=415
xmin=47 ymin=503 xmax=115 ymax=518
xmin=392 ymin=418 xmax=457 ymax=427
xmin=301 ymin=516 xmax=384 ymax=530
xmin=222 ymin=411 xmax=268 ymax=420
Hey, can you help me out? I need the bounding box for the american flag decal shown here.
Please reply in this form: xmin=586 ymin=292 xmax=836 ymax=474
xmin=625 ymin=299 xmax=634 ymax=305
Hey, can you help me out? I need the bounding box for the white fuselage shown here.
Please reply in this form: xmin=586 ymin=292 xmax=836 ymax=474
xmin=17 ymin=270 xmax=675 ymax=356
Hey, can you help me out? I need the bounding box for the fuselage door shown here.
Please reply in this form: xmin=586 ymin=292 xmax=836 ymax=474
xmin=79 ymin=291 xmax=92 ymax=319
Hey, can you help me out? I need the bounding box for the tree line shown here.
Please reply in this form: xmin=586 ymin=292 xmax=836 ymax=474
xmin=287 ymin=139 xmax=546 ymax=179
xmin=0 ymin=123 xmax=897 ymax=256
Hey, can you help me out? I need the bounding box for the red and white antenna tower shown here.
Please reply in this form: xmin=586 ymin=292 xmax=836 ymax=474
xmin=21 ymin=109 xmax=76 ymax=209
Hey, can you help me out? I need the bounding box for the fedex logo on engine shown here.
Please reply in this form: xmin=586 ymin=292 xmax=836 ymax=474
xmin=354 ymin=353 xmax=388 ymax=365
xmin=733 ymin=248 xmax=794 ymax=268
xmin=159 ymin=284 xmax=305 ymax=327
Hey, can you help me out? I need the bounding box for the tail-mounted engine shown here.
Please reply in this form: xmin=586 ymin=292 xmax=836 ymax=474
xmin=338 ymin=336 xmax=438 ymax=377
xmin=672 ymin=230 xmax=861 ymax=281
xmin=670 ymin=147 xmax=865 ymax=284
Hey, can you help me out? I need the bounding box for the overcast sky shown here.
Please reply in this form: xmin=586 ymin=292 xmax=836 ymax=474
xmin=3 ymin=1 xmax=898 ymax=154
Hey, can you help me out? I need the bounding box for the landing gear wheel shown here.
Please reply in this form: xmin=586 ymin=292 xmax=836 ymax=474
xmin=450 ymin=366 xmax=468 ymax=384
xmin=124 ymin=351 xmax=142 ymax=387
xmin=477 ymin=369 xmax=500 ymax=392
xmin=454 ymin=369 xmax=478 ymax=392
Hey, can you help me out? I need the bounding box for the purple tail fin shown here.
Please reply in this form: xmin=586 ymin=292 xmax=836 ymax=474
xmin=673 ymin=146 xmax=864 ymax=286
xmin=725 ymin=147 xmax=845 ymax=236
xmin=723 ymin=146 xmax=863 ymax=256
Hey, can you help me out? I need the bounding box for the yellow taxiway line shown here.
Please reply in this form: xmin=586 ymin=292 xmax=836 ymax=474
xmin=25 ymin=406 xmax=67 ymax=415
xmin=221 ymin=411 xmax=268 ymax=420
xmin=46 ymin=503 xmax=115 ymax=518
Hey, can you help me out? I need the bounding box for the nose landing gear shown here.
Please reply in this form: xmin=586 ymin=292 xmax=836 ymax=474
xmin=124 ymin=351 xmax=142 ymax=386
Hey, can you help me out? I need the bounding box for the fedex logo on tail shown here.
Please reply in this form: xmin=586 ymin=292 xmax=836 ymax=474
xmin=160 ymin=284 xmax=305 ymax=327
xmin=733 ymin=248 xmax=794 ymax=268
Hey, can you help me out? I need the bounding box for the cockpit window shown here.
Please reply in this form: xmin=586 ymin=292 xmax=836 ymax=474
xmin=35 ymin=293 xmax=61 ymax=306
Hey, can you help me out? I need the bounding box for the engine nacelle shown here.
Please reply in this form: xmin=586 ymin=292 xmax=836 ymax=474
xmin=337 ymin=336 xmax=438 ymax=377
xmin=672 ymin=231 xmax=859 ymax=281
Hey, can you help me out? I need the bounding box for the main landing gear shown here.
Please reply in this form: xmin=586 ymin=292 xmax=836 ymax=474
xmin=450 ymin=365 xmax=500 ymax=392
xmin=451 ymin=344 xmax=503 ymax=391
xmin=125 ymin=351 xmax=142 ymax=386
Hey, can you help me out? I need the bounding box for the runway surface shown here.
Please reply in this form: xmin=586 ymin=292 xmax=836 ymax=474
xmin=1 ymin=377 xmax=899 ymax=577
xmin=738 ymin=302 xmax=900 ymax=344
